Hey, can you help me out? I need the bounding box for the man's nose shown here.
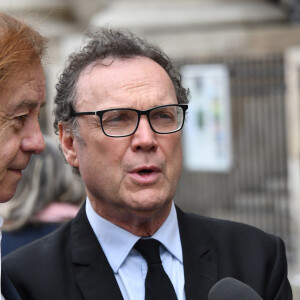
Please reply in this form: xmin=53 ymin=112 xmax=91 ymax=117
xmin=21 ymin=119 xmax=45 ymax=154
xmin=130 ymin=115 xmax=158 ymax=152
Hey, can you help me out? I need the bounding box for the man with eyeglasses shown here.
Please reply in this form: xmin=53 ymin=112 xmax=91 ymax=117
xmin=3 ymin=28 xmax=292 ymax=300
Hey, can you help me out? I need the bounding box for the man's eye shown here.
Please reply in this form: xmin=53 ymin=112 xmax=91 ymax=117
xmin=14 ymin=114 xmax=29 ymax=128
xmin=103 ymin=112 xmax=132 ymax=125
xmin=16 ymin=115 xmax=28 ymax=122
xmin=152 ymin=111 xmax=174 ymax=121
xmin=159 ymin=113 xmax=172 ymax=119
xmin=109 ymin=116 xmax=123 ymax=122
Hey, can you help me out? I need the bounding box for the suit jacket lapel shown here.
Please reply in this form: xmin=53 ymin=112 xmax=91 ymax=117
xmin=70 ymin=204 xmax=123 ymax=300
xmin=176 ymin=206 xmax=218 ymax=300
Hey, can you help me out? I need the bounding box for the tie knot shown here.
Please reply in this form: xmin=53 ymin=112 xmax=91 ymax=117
xmin=134 ymin=238 xmax=161 ymax=265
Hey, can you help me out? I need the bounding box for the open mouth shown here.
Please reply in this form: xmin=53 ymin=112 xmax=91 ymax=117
xmin=129 ymin=166 xmax=161 ymax=183
xmin=138 ymin=169 xmax=153 ymax=175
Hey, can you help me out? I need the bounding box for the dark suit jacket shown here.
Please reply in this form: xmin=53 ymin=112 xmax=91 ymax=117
xmin=2 ymin=270 xmax=21 ymax=300
xmin=2 ymin=204 xmax=292 ymax=300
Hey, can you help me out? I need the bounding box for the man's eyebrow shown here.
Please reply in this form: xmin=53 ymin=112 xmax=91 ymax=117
xmin=7 ymin=100 xmax=45 ymax=116
xmin=41 ymin=100 xmax=47 ymax=108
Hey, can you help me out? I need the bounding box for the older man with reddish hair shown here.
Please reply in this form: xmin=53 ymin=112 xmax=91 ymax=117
xmin=0 ymin=12 xmax=47 ymax=299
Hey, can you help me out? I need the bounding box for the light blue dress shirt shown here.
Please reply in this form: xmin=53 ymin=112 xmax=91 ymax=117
xmin=86 ymin=199 xmax=186 ymax=300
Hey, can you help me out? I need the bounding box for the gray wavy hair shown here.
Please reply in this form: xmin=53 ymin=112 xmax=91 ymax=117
xmin=0 ymin=136 xmax=86 ymax=231
xmin=53 ymin=27 xmax=189 ymax=135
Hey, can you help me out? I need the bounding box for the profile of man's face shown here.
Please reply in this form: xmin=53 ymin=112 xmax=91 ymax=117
xmin=60 ymin=57 xmax=183 ymax=228
xmin=0 ymin=62 xmax=46 ymax=202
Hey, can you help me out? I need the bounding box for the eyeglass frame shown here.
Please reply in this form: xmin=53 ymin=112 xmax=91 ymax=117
xmin=73 ymin=104 xmax=188 ymax=138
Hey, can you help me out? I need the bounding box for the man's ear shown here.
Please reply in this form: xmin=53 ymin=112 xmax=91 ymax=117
xmin=58 ymin=123 xmax=79 ymax=168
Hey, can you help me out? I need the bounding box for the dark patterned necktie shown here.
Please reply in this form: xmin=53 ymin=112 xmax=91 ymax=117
xmin=134 ymin=238 xmax=178 ymax=300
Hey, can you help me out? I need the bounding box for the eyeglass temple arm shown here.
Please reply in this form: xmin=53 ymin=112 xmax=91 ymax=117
xmin=74 ymin=111 xmax=97 ymax=116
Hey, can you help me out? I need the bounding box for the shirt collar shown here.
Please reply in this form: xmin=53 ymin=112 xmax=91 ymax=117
xmin=85 ymin=198 xmax=183 ymax=273
xmin=152 ymin=204 xmax=183 ymax=263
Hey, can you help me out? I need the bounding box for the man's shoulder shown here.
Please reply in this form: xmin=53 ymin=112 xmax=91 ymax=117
xmin=3 ymin=204 xmax=88 ymax=264
xmin=2 ymin=219 xmax=78 ymax=297
xmin=2 ymin=217 xmax=87 ymax=300
xmin=183 ymin=210 xmax=269 ymax=232
xmin=3 ymin=219 xmax=73 ymax=266
xmin=178 ymin=207 xmax=281 ymax=250
xmin=177 ymin=208 xmax=292 ymax=299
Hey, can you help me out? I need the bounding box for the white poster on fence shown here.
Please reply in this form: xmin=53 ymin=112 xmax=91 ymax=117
xmin=181 ymin=64 xmax=232 ymax=172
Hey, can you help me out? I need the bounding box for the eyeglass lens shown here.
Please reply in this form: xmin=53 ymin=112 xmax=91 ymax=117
xmin=101 ymin=105 xmax=184 ymax=137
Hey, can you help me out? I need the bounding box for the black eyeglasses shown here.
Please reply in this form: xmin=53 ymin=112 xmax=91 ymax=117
xmin=74 ymin=104 xmax=188 ymax=137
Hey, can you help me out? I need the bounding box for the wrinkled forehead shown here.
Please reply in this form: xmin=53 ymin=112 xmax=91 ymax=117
xmin=1 ymin=59 xmax=44 ymax=90
xmin=77 ymin=56 xmax=173 ymax=87
xmin=74 ymin=57 xmax=176 ymax=110
xmin=0 ymin=62 xmax=45 ymax=109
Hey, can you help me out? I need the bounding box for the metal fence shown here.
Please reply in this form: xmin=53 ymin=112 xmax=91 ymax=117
xmin=174 ymin=53 xmax=293 ymax=261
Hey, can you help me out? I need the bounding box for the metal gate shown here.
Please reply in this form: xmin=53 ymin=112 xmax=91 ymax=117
xmin=175 ymin=53 xmax=292 ymax=261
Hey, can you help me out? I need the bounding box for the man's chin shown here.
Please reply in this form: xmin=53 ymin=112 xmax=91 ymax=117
xmin=130 ymin=196 xmax=172 ymax=214
xmin=0 ymin=184 xmax=18 ymax=203
xmin=0 ymin=194 xmax=15 ymax=203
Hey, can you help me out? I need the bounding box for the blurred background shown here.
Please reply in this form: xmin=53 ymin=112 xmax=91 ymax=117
xmin=1 ymin=0 xmax=300 ymax=297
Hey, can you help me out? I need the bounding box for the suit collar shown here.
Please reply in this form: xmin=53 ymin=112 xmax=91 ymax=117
xmin=71 ymin=204 xmax=123 ymax=300
xmin=176 ymin=206 xmax=217 ymax=299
